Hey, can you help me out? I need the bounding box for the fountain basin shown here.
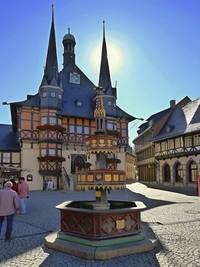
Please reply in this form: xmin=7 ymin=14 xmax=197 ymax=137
xmin=56 ymin=200 xmax=146 ymax=240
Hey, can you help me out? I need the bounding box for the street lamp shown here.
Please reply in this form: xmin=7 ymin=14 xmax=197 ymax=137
xmin=2 ymin=102 xmax=9 ymax=105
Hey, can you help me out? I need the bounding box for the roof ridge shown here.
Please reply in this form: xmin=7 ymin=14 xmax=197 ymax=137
xmin=0 ymin=123 xmax=12 ymax=126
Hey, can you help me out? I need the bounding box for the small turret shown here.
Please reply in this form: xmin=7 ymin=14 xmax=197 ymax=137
xmin=94 ymin=87 xmax=106 ymax=134
xmin=62 ymin=28 xmax=76 ymax=68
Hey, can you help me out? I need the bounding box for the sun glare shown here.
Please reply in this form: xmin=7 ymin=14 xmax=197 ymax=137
xmin=90 ymin=41 xmax=123 ymax=74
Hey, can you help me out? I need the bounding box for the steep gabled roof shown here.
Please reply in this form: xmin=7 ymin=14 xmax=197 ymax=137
xmin=98 ymin=21 xmax=112 ymax=93
xmin=154 ymin=97 xmax=200 ymax=141
xmin=42 ymin=6 xmax=58 ymax=85
xmin=0 ymin=124 xmax=20 ymax=151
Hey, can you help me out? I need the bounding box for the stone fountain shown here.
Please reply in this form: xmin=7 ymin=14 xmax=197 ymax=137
xmin=45 ymin=87 xmax=157 ymax=259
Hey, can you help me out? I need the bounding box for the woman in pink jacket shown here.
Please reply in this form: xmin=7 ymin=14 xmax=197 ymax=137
xmin=0 ymin=181 xmax=19 ymax=241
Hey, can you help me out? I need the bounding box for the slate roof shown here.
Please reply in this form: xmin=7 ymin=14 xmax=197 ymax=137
xmin=9 ymin=17 xmax=135 ymax=124
xmin=154 ymin=98 xmax=200 ymax=141
xmin=0 ymin=124 xmax=20 ymax=151
xmin=10 ymin=63 xmax=134 ymax=122
xmin=147 ymin=108 xmax=171 ymax=124
xmin=58 ymin=65 xmax=96 ymax=118
xmin=137 ymin=108 xmax=171 ymax=135
xmin=10 ymin=94 xmax=40 ymax=107
xmin=98 ymin=24 xmax=112 ymax=94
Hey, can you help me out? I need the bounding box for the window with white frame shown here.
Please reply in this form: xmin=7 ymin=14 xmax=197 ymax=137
xmin=194 ymin=134 xmax=200 ymax=146
xmin=107 ymin=122 xmax=117 ymax=131
xmin=49 ymin=149 xmax=56 ymax=156
xmin=3 ymin=152 xmax=10 ymax=163
xmin=168 ymin=139 xmax=174 ymax=150
xmin=50 ymin=92 xmax=56 ymax=97
xmin=84 ymin=126 xmax=89 ymax=135
xmin=107 ymin=122 xmax=113 ymax=130
xmin=77 ymin=126 xmax=82 ymax=134
xmin=41 ymin=117 xmax=47 ymax=125
xmin=49 ymin=117 xmax=56 ymax=125
xmin=42 ymin=92 xmax=47 ymax=97
xmin=184 ymin=135 xmax=192 ymax=147
xmin=69 ymin=125 xmax=75 ymax=133
xmin=175 ymin=137 xmax=181 ymax=148
xmin=58 ymin=118 xmax=62 ymax=125
xmin=41 ymin=149 xmax=47 ymax=157
xmin=161 ymin=141 xmax=167 ymax=152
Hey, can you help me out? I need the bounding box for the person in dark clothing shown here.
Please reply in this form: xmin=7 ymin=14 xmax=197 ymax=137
xmin=10 ymin=179 xmax=18 ymax=193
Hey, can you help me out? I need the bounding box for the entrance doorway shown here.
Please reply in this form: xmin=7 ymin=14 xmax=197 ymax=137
xmin=163 ymin=164 xmax=171 ymax=182
xmin=71 ymin=154 xmax=86 ymax=173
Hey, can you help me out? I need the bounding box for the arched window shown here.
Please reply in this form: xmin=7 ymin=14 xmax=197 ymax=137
xmin=100 ymin=119 xmax=103 ymax=129
xmin=188 ymin=161 xmax=198 ymax=183
xmin=163 ymin=164 xmax=171 ymax=182
xmin=175 ymin=162 xmax=183 ymax=183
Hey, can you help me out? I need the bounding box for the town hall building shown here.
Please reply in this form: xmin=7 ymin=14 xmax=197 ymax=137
xmin=0 ymin=10 xmax=136 ymax=190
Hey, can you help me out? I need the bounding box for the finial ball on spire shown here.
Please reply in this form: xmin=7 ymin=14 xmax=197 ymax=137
xmin=63 ymin=27 xmax=76 ymax=43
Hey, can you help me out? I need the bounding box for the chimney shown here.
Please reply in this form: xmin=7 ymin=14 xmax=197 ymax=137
xmin=170 ymin=100 xmax=176 ymax=108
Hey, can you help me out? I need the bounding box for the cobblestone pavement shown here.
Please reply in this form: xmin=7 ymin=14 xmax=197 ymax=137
xmin=0 ymin=183 xmax=200 ymax=267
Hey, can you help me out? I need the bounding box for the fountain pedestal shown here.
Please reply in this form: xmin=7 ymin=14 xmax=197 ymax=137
xmin=44 ymin=87 xmax=157 ymax=259
xmin=45 ymin=200 xmax=157 ymax=259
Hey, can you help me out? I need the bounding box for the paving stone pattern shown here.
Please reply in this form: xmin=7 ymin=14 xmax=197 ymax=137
xmin=0 ymin=183 xmax=200 ymax=267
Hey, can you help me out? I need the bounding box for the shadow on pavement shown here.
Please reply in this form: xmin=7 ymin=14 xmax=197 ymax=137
xmin=0 ymin=189 xmax=174 ymax=266
xmin=40 ymin=243 xmax=161 ymax=267
xmin=108 ymin=188 xmax=176 ymax=210
xmin=141 ymin=182 xmax=197 ymax=196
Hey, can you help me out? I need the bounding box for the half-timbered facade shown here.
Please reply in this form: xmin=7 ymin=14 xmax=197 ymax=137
xmin=154 ymin=98 xmax=200 ymax=188
xmin=133 ymin=97 xmax=192 ymax=186
xmin=0 ymin=10 xmax=135 ymax=190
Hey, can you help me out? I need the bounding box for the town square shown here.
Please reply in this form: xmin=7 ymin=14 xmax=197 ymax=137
xmin=0 ymin=1 xmax=200 ymax=266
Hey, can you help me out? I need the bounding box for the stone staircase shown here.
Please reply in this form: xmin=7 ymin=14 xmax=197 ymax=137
xmin=61 ymin=167 xmax=76 ymax=191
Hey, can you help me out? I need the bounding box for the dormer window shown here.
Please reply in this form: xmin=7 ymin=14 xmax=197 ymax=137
xmin=50 ymin=92 xmax=56 ymax=98
xmin=70 ymin=72 xmax=80 ymax=84
xmin=75 ymin=100 xmax=83 ymax=107
xmin=166 ymin=125 xmax=174 ymax=133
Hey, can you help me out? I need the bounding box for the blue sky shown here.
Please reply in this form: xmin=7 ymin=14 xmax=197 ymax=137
xmin=1 ymin=0 xmax=200 ymax=142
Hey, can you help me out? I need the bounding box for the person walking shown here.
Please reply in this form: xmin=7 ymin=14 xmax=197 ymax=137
xmin=46 ymin=179 xmax=54 ymax=191
xmin=10 ymin=178 xmax=18 ymax=193
xmin=0 ymin=181 xmax=19 ymax=241
xmin=18 ymin=177 xmax=29 ymax=214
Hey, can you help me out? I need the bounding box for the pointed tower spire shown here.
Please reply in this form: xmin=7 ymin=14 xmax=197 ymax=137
xmin=44 ymin=4 xmax=58 ymax=84
xmin=98 ymin=21 xmax=112 ymax=92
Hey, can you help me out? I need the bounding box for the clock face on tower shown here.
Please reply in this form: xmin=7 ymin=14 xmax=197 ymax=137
xmin=69 ymin=72 xmax=80 ymax=84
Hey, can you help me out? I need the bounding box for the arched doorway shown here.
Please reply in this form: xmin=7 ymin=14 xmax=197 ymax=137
xmin=174 ymin=162 xmax=183 ymax=183
xmin=188 ymin=161 xmax=198 ymax=183
xmin=163 ymin=164 xmax=171 ymax=182
xmin=71 ymin=155 xmax=86 ymax=173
